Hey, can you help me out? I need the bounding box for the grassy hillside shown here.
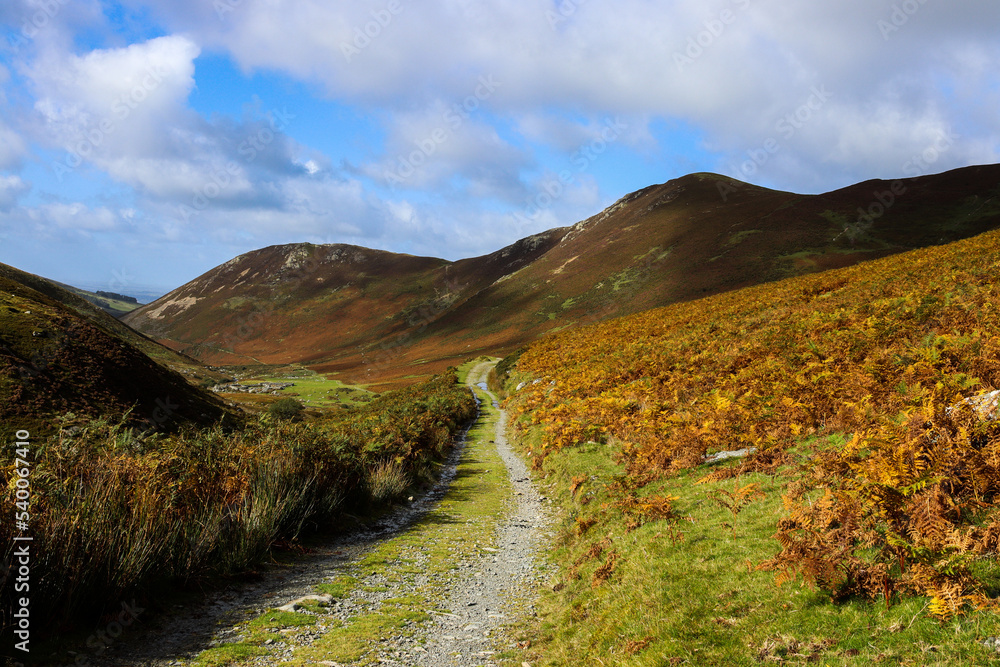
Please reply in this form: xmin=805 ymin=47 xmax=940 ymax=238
xmin=0 ymin=261 xmax=230 ymax=438
xmin=502 ymin=225 xmax=1000 ymax=664
xmin=125 ymin=165 xmax=1000 ymax=389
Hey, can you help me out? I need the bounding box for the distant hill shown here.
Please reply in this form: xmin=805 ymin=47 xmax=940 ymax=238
xmin=0 ymin=262 xmax=231 ymax=436
xmin=123 ymin=164 xmax=1000 ymax=388
xmin=51 ymin=281 xmax=143 ymax=317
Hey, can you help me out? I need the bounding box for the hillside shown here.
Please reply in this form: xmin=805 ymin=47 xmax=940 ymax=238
xmin=499 ymin=224 xmax=1000 ymax=664
xmin=52 ymin=281 xmax=143 ymax=317
xmin=0 ymin=261 xmax=231 ymax=436
xmin=124 ymin=164 xmax=1000 ymax=387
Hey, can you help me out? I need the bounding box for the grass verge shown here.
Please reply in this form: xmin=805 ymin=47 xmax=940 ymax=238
xmin=509 ymin=427 xmax=1000 ymax=666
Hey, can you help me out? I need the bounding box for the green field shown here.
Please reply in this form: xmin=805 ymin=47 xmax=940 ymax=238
xmin=245 ymin=366 xmax=376 ymax=408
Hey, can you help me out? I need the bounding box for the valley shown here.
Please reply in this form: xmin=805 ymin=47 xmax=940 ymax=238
xmin=6 ymin=2 xmax=1000 ymax=664
xmin=6 ymin=165 xmax=1000 ymax=665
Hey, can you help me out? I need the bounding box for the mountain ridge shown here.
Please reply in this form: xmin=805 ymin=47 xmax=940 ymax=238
xmin=124 ymin=164 xmax=1000 ymax=387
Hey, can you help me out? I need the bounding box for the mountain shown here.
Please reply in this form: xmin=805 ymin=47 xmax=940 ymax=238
xmin=0 ymin=262 xmax=231 ymax=436
xmin=124 ymin=164 xmax=1000 ymax=388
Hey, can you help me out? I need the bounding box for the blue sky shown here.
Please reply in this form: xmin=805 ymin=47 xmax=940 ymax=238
xmin=1 ymin=0 xmax=998 ymax=298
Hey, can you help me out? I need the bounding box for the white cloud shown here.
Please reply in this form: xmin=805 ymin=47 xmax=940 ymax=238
xmin=31 ymin=35 xmax=197 ymax=124
xmin=11 ymin=201 xmax=122 ymax=233
xmin=0 ymin=122 xmax=28 ymax=171
xmin=357 ymin=99 xmax=533 ymax=202
xmin=0 ymin=175 xmax=30 ymax=211
xmin=122 ymin=0 xmax=1000 ymax=190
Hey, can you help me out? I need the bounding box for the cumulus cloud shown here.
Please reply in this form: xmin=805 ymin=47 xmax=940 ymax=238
xmin=0 ymin=122 xmax=28 ymax=171
xmin=358 ymin=99 xmax=533 ymax=202
xmin=124 ymin=0 xmax=1000 ymax=188
xmin=27 ymin=35 xmax=202 ymax=185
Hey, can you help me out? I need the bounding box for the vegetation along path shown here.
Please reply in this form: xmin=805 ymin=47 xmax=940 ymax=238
xmin=102 ymin=360 xmax=554 ymax=667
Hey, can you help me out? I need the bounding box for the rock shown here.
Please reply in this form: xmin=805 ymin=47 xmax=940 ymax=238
xmin=983 ymin=637 xmax=1000 ymax=653
xmin=703 ymin=447 xmax=757 ymax=463
xmin=276 ymin=593 xmax=335 ymax=612
xmin=953 ymin=389 xmax=1000 ymax=420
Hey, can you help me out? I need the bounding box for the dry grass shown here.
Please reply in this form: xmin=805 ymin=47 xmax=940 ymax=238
xmin=0 ymin=372 xmax=476 ymax=636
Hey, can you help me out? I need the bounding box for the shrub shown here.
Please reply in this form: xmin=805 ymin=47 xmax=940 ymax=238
xmin=269 ymin=397 xmax=304 ymax=421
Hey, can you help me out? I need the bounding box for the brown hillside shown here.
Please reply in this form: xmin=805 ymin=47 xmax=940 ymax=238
xmin=124 ymin=164 xmax=1000 ymax=388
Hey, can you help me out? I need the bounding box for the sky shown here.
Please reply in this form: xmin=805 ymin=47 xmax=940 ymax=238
xmin=0 ymin=0 xmax=998 ymax=298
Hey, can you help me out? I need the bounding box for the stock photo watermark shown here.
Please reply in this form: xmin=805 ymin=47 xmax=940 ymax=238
xmin=511 ymin=116 xmax=629 ymax=232
xmin=674 ymin=0 xmax=753 ymax=72
xmin=878 ymin=0 xmax=931 ymax=40
xmin=107 ymin=267 xmax=136 ymax=295
xmin=362 ymin=274 xmax=467 ymax=379
xmin=546 ymin=0 xmax=589 ymax=29
xmin=341 ymin=0 xmax=405 ymax=62
xmin=840 ymin=129 xmax=959 ymax=242
xmin=69 ymin=600 xmax=146 ymax=665
xmin=9 ymin=429 xmax=32 ymax=655
xmin=216 ymin=243 xmax=331 ymax=351
xmin=382 ymin=74 xmax=501 ymax=188
xmin=7 ymin=0 xmax=70 ymax=53
xmin=213 ymin=0 xmax=281 ymax=21
xmin=718 ymin=84 xmax=833 ymax=201
xmin=51 ymin=64 xmax=172 ymax=182
xmin=176 ymin=105 xmax=295 ymax=221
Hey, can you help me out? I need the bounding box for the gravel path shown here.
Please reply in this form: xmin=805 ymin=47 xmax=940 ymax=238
xmin=70 ymin=362 xmax=554 ymax=667
xmin=411 ymin=370 xmax=553 ymax=666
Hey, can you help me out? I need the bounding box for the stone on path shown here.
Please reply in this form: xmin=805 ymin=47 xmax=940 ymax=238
xmin=276 ymin=593 xmax=334 ymax=612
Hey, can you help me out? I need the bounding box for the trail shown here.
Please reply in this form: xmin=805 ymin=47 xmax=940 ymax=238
xmin=407 ymin=362 xmax=553 ymax=666
xmin=76 ymin=361 xmax=553 ymax=667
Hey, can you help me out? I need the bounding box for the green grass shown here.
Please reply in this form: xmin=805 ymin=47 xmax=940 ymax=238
xmin=510 ymin=429 xmax=1000 ymax=666
xmin=247 ymin=610 xmax=318 ymax=632
xmin=56 ymin=283 xmax=143 ymax=315
xmin=245 ymin=366 xmax=375 ymax=408
xmin=4 ymin=370 xmax=476 ymax=650
xmin=193 ymin=643 xmax=268 ymax=666
xmin=315 ymin=575 xmax=358 ymax=598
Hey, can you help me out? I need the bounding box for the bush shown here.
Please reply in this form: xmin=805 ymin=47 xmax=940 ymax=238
xmin=269 ymin=397 xmax=304 ymax=421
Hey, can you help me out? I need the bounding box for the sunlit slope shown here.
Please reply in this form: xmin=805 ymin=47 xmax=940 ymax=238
xmin=126 ymin=164 xmax=1000 ymax=386
xmin=507 ymin=224 xmax=1000 ymax=616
